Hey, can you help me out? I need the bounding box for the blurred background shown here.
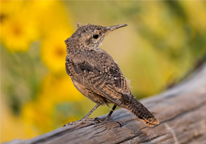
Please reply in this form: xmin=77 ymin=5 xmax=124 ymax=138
xmin=1 ymin=0 xmax=206 ymax=142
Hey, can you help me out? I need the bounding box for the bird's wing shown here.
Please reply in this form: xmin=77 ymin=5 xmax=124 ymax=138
xmin=66 ymin=50 xmax=132 ymax=106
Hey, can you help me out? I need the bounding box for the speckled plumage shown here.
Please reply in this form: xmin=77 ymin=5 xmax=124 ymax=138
xmin=65 ymin=24 xmax=159 ymax=127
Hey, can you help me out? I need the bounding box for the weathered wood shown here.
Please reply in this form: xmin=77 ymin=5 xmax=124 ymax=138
xmin=6 ymin=65 xmax=206 ymax=144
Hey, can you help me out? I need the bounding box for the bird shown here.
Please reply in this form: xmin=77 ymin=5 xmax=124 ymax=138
xmin=64 ymin=23 xmax=159 ymax=127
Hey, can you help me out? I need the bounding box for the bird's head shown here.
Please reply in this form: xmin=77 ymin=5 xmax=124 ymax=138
xmin=65 ymin=23 xmax=127 ymax=49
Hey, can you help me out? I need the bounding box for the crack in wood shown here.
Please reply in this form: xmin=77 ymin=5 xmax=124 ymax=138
xmin=160 ymin=100 xmax=206 ymax=124
xmin=182 ymin=134 xmax=204 ymax=144
xmin=117 ymin=133 xmax=143 ymax=144
xmin=144 ymin=133 xmax=167 ymax=143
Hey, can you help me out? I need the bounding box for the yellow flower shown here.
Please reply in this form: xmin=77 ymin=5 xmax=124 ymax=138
xmin=22 ymin=98 xmax=78 ymax=134
xmin=41 ymin=29 xmax=72 ymax=73
xmin=0 ymin=15 xmax=39 ymax=52
xmin=0 ymin=0 xmax=39 ymax=52
xmin=0 ymin=0 xmax=24 ymax=18
xmin=22 ymin=73 xmax=83 ymax=133
xmin=22 ymin=97 xmax=53 ymax=134
xmin=25 ymin=0 xmax=74 ymax=35
xmin=34 ymin=0 xmax=74 ymax=73
xmin=41 ymin=73 xmax=83 ymax=102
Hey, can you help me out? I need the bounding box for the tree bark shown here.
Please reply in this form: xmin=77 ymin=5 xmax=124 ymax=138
xmin=5 ymin=65 xmax=206 ymax=144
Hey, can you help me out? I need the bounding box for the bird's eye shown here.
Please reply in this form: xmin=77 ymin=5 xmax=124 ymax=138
xmin=93 ymin=34 xmax=99 ymax=39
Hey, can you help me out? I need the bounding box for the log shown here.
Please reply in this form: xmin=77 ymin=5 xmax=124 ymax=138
xmin=5 ymin=65 xmax=206 ymax=144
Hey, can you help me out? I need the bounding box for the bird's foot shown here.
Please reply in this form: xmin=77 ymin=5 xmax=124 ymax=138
xmin=63 ymin=118 xmax=98 ymax=127
xmin=63 ymin=120 xmax=82 ymax=127
xmin=93 ymin=117 xmax=122 ymax=128
xmin=63 ymin=118 xmax=122 ymax=128
xmin=93 ymin=117 xmax=105 ymax=123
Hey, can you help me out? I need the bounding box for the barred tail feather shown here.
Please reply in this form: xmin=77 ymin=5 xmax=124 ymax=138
xmin=127 ymin=97 xmax=159 ymax=127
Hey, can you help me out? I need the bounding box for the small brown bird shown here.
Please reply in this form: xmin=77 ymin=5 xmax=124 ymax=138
xmin=64 ymin=23 xmax=159 ymax=127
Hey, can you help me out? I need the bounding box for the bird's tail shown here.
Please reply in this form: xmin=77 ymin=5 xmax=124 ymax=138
xmin=126 ymin=97 xmax=159 ymax=127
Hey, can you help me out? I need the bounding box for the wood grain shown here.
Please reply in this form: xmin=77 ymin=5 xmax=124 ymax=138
xmin=5 ymin=65 xmax=206 ymax=144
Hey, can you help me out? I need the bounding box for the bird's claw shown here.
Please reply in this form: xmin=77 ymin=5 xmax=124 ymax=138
xmin=94 ymin=117 xmax=122 ymax=128
xmin=93 ymin=117 xmax=102 ymax=123
xmin=63 ymin=118 xmax=98 ymax=127
xmin=63 ymin=120 xmax=82 ymax=127
xmin=63 ymin=117 xmax=122 ymax=128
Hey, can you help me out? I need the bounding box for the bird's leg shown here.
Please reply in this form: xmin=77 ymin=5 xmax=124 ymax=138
xmin=64 ymin=104 xmax=100 ymax=127
xmin=94 ymin=104 xmax=122 ymax=128
xmin=94 ymin=104 xmax=117 ymax=122
xmin=105 ymin=103 xmax=114 ymax=114
xmin=105 ymin=104 xmax=116 ymax=121
xmin=105 ymin=104 xmax=122 ymax=127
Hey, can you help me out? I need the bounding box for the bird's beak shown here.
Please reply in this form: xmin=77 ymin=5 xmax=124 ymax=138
xmin=104 ymin=24 xmax=127 ymax=35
